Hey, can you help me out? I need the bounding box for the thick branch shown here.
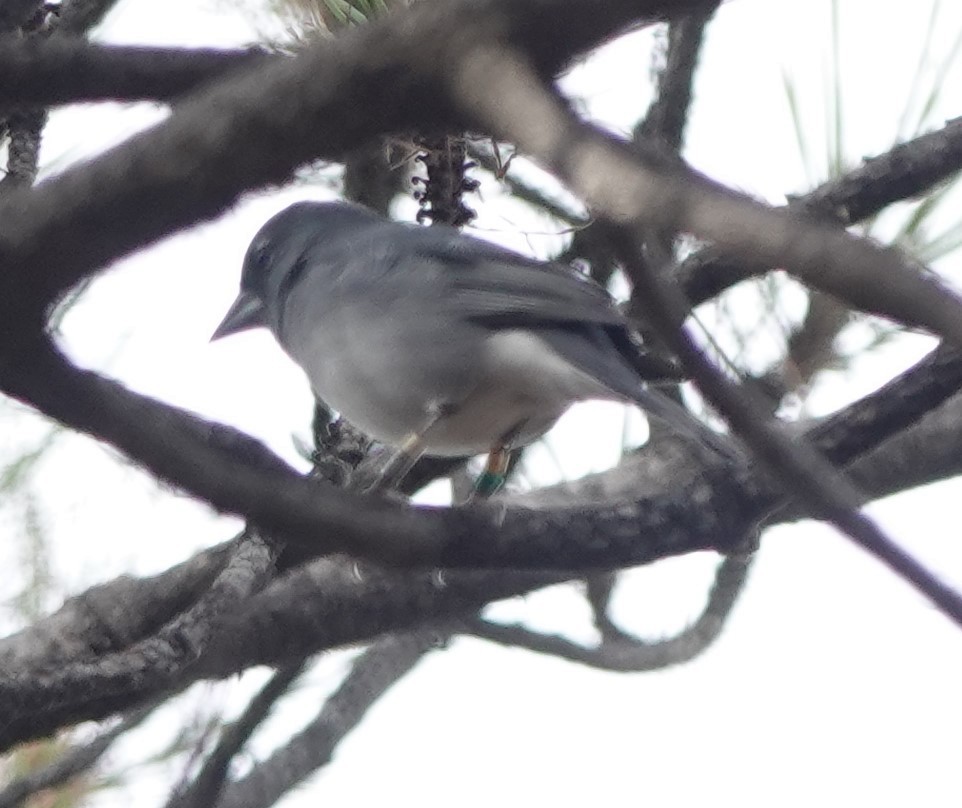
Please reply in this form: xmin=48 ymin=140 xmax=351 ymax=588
xmin=679 ymin=116 xmax=962 ymax=305
xmin=0 ymin=531 xmax=278 ymax=724
xmin=0 ymin=0 xmax=42 ymax=32
xmin=0 ymin=539 xmax=232 ymax=672
xmin=0 ymin=0 xmax=707 ymax=326
xmin=0 ymin=6 xmax=957 ymax=585
xmin=449 ymin=47 xmax=962 ymax=346
xmin=446 ymin=45 xmax=962 ymax=623
xmin=3 ymin=339 xmax=961 ymax=678
xmin=0 ymin=38 xmax=268 ymax=105
xmin=3 ymin=334 xmax=962 ymax=746
xmin=0 ymin=339 xmax=749 ymax=573
xmin=2 ymin=0 xmax=962 ymax=752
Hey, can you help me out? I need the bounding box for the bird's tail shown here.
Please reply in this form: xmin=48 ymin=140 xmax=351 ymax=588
xmin=630 ymin=386 xmax=742 ymax=462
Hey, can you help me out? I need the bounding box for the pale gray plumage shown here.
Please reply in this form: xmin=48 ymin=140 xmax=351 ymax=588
xmin=212 ymin=200 xmax=724 ymax=459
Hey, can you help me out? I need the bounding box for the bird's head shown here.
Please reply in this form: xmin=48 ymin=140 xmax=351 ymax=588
xmin=211 ymin=200 xmax=380 ymax=341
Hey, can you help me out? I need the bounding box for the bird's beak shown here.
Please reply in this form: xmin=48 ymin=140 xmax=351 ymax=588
xmin=210 ymin=291 xmax=267 ymax=341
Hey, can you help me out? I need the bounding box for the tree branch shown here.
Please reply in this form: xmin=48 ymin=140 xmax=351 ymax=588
xmin=0 ymin=107 xmax=46 ymax=190
xmin=215 ymin=632 xmax=435 ymax=808
xmin=0 ymin=0 xmax=706 ymax=324
xmin=450 ymin=46 xmax=962 ymax=346
xmin=0 ymin=0 xmax=42 ymax=33
xmin=636 ymin=1 xmax=720 ymax=150
xmin=0 ymin=38 xmax=268 ymax=106
xmin=3 ymin=338 xmax=960 ymax=679
xmin=0 ymin=698 xmax=158 ymax=808
xmin=2 ymin=0 xmax=962 ymax=757
xmin=585 ymin=0 xmax=723 ymax=655
xmin=679 ymin=116 xmax=962 ymax=305
xmin=0 ymin=530 xmax=278 ymax=730
xmin=0 ymin=539 xmax=233 ymax=672
xmin=449 ymin=48 xmax=962 ymax=623
xmin=3 ymin=332 xmax=962 ymax=746
xmin=465 ymin=551 xmax=752 ymax=671
xmin=165 ymin=662 xmax=306 ymax=808
xmin=0 ymin=337 xmax=750 ymax=573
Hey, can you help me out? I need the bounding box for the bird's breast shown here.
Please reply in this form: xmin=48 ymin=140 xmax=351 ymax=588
xmin=282 ymin=311 xmax=616 ymax=456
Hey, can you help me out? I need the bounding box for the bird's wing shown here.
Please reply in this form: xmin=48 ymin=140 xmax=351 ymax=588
xmin=409 ymin=231 xmax=625 ymax=328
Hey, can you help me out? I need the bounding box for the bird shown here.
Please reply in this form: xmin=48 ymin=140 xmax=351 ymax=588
xmin=212 ymin=200 xmax=730 ymax=491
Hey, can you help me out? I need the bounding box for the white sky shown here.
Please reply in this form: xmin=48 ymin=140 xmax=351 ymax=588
xmin=3 ymin=1 xmax=962 ymax=806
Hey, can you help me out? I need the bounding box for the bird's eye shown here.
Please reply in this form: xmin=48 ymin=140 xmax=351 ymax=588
xmin=241 ymin=238 xmax=273 ymax=292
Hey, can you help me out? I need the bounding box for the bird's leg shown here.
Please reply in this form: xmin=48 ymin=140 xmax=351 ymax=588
xmin=473 ymin=446 xmax=512 ymax=498
xmin=470 ymin=419 xmax=528 ymax=500
xmin=365 ymin=403 xmax=452 ymax=494
xmin=366 ymin=432 xmax=426 ymax=493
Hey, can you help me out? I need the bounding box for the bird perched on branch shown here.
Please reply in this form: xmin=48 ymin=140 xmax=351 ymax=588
xmin=212 ymin=200 xmax=728 ymax=492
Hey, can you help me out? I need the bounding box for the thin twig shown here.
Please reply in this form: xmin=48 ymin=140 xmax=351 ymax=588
xmin=636 ymin=1 xmax=720 ymax=150
xmin=0 ymin=107 xmax=46 ymax=191
xmin=215 ymin=632 xmax=437 ymax=808
xmin=164 ymin=663 xmax=306 ymax=808
xmin=467 ymin=552 xmax=753 ymax=671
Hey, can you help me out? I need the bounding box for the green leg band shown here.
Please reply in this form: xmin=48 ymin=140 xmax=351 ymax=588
xmin=474 ymin=469 xmax=506 ymax=497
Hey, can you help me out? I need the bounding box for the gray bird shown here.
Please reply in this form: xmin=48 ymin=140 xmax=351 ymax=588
xmin=212 ymin=201 xmax=727 ymax=486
